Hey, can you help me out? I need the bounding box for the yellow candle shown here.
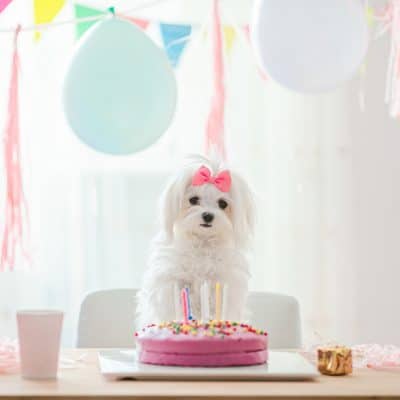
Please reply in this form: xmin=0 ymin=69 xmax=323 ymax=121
xmin=215 ymin=282 xmax=221 ymax=321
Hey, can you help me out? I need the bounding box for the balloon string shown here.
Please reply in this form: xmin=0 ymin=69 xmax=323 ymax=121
xmin=205 ymin=0 xmax=226 ymax=159
xmin=1 ymin=25 xmax=30 ymax=271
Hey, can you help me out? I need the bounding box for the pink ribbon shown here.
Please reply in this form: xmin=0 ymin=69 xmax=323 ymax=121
xmin=353 ymin=344 xmax=400 ymax=370
xmin=192 ymin=165 xmax=231 ymax=192
xmin=0 ymin=338 xmax=19 ymax=374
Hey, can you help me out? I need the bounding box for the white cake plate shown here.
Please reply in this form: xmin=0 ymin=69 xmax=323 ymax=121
xmin=98 ymin=349 xmax=318 ymax=381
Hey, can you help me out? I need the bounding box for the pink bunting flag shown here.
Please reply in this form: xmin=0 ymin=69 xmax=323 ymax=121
xmin=118 ymin=15 xmax=149 ymax=30
xmin=205 ymin=0 xmax=226 ymax=159
xmin=0 ymin=0 xmax=13 ymax=13
xmin=1 ymin=26 xmax=30 ymax=271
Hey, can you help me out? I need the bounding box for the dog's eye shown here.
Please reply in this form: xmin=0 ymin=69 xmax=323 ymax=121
xmin=189 ymin=196 xmax=200 ymax=205
xmin=218 ymin=199 xmax=228 ymax=210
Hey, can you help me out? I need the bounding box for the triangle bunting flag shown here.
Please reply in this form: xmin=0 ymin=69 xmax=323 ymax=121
xmin=34 ymin=0 xmax=65 ymax=40
xmin=223 ymin=26 xmax=236 ymax=55
xmin=74 ymin=3 xmax=104 ymax=39
xmin=120 ymin=15 xmax=149 ymax=30
xmin=0 ymin=0 xmax=13 ymax=13
xmin=160 ymin=23 xmax=192 ymax=67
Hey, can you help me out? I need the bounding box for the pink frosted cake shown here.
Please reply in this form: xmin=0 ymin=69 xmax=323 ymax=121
xmin=135 ymin=320 xmax=268 ymax=367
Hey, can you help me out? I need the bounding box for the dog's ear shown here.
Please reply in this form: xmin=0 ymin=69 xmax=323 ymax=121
xmin=159 ymin=178 xmax=180 ymax=242
xmin=159 ymin=169 xmax=193 ymax=242
xmin=230 ymin=172 xmax=255 ymax=248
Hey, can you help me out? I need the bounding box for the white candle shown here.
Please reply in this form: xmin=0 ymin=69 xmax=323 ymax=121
xmin=200 ymin=281 xmax=210 ymax=321
xmin=173 ymin=282 xmax=180 ymax=320
xmin=215 ymin=282 xmax=221 ymax=320
xmin=222 ymin=283 xmax=229 ymax=320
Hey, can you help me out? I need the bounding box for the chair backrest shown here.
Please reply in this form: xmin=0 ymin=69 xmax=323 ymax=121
xmin=76 ymin=289 xmax=302 ymax=349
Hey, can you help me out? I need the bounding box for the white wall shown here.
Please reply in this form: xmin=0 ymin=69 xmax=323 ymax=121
xmin=349 ymin=32 xmax=400 ymax=344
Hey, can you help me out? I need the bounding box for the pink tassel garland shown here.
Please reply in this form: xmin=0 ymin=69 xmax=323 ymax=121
xmin=1 ymin=25 xmax=30 ymax=271
xmin=205 ymin=0 xmax=226 ymax=159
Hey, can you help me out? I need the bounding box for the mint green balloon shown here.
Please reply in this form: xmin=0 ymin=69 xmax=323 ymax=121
xmin=63 ymin=17 xmax=177 ymax=155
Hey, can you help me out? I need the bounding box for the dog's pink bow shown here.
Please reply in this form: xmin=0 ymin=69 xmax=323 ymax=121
xmin=192 ymin=166 xmax=231 ymax=192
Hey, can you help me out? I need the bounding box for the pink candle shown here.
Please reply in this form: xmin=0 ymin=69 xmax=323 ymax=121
xmin=181 ymin=288 xmax=188 ymax=323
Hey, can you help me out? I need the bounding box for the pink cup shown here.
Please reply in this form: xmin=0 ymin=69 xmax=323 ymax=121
xmin=16 ymin=310 xmax=63 ymax=380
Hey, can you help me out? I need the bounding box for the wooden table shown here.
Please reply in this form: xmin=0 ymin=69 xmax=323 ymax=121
xmin=1 ymin=349 xmax=400 ymax=400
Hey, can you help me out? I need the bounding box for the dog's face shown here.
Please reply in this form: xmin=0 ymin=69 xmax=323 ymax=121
xmin=160 ymin=162 xmax=254 ymax=248
xmin=177 ymin=181 xmax=233 ymax=241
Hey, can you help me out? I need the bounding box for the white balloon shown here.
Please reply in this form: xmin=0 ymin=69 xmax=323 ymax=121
xmin=251 ymin=0 xmax=368 ymax=93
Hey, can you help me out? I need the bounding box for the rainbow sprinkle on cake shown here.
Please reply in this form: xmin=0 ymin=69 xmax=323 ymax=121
xmin=135 ymin=320 xmax=268 ymax=338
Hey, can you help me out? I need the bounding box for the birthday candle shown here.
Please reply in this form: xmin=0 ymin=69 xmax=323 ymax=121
xmin=215 ymin=282 xmax=221 ymax=320
xmin=201 ymin=281 xmax=210 ymax=321
xmin=185 ymin=287 xmax=193 ymax=320
xmin=173 ymin=282 xmax=180 ymax=320
xmin=222 ymin=283 xmax=229 ymax=320
xmin=181 ymin=288 xmax=188 ymax=323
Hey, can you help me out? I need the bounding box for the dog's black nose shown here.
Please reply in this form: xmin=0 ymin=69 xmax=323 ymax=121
xmin=202 ymin=212 xmax=214 ymax=223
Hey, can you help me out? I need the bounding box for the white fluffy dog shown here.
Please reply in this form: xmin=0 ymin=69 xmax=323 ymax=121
xmin=136 ymin=155 xmax=254 ymax=327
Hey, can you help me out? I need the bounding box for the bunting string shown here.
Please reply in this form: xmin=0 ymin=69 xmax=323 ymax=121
xmin=0 ymin=0 xmax=167 ymax=33
xmin=0 ymin=0 xmax=289 ymax=76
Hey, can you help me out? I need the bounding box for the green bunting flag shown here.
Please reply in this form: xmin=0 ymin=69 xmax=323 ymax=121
xmin=74 ymin=3 xmax=104 ymax=38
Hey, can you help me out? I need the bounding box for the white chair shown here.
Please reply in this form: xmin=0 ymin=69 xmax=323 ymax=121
xmin=76 ymin=289 xmax=302 ymax=349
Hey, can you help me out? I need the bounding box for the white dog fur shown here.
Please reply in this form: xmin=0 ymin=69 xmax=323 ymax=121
xmin=136 ymin=155 xmax=255 ymax=327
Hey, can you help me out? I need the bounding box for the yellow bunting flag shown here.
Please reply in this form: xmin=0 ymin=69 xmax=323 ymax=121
xmin=34 ymin=0 xmax=65 ymax=41
xmin=366 ymin=5 xmax=375 ymax=27
xmin=223 ymin=26 xmax=236 ymax=55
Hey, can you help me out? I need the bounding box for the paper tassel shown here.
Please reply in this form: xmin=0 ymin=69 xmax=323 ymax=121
xmin=205 ymin=0 xmax=226 ymax=158
xmin=74 ymin=3 xmax=104 ymax=39
xmin=1 ymin=26 xmax=30 ymax=271
xmin=0 ymin=0 xmax=13 ymax=13
xmin=120 ymin=15 xmax=149 ymax=30
xmin=160 ymin=23 xmax=192 ymax=67
xmin=243 ymin=25 xmax=268 ymax=81
xmin=380 ymin=1 xmax=400 ymax=118
xmin=223 ymin=26 xmax=236 ymax=55
xmin=34 ymin=0 xmax=65 ymax=41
